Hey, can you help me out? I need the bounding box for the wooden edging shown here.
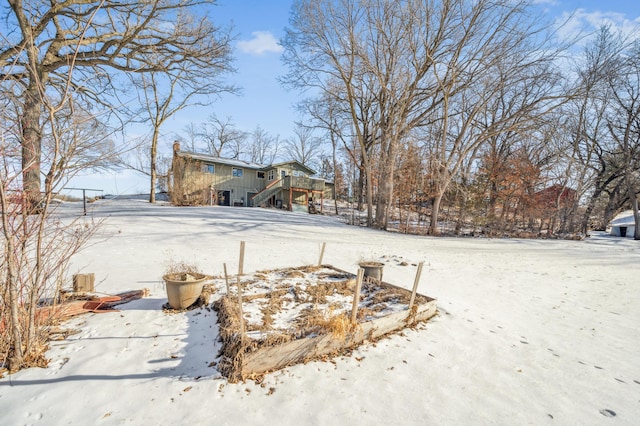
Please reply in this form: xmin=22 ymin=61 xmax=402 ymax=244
xmin=240 ymin=299 xmax=437 ymax=377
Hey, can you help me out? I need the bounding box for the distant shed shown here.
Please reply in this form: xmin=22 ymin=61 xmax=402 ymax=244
xmin=609 ymin=211 xmax=636 ymax=238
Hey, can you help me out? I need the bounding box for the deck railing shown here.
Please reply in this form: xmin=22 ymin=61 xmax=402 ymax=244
xmin=282 ymin=176 xmax=325 ymax=191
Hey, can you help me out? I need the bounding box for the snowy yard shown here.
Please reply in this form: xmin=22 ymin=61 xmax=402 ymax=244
xmin=1 ymin=198 xmax=639 ymax=425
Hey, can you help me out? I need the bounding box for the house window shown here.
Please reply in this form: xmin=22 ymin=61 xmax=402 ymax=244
xmin=206 ymin=164 xmax=215 ymax=174
xmin=292 ymin=170 xmax=304 ymax=177
xmin=232 ymin=167 xmax=243 ymax=177
xmin=257 ymin=171 xmax=265 ymax=179
xmin=268 ymin=170 xmax=275 ymax=180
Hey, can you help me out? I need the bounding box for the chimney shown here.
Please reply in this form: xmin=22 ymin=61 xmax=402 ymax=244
xmin=173 ymin=141 xmax=181 ymax=153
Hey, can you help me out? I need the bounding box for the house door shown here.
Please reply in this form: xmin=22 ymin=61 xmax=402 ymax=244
xmin=218 ymin=190 xmax=230 ymax=206
xmin=247 ymin=192 xmax=257 ymax=207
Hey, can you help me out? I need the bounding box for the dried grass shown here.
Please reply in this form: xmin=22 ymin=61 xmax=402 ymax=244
xmin=214 ymin=295 xmax=296 ymax=382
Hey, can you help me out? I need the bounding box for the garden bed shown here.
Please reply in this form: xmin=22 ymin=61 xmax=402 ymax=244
xmin=210 ymin=264 xmax=437 ymax=382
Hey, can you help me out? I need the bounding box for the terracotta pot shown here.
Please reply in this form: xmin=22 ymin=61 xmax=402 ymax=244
xmin=163 ymin=273 xmax=207 ymax=309
xmin=359 ymin=262 xmax=384 ymax=281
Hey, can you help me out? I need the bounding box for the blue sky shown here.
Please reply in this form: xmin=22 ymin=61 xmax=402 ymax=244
xmin=187 ymin=0 xmax=640 ymax=142
xmin=66 ymin=0 xmax=640 ymax=195
xmin=169 ymin=0 xmax=297 ymax=141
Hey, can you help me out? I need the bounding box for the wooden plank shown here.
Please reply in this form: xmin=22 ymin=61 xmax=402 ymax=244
xmin=223 ymin=263 xmax=231 ymax=294
xmin=351 ymin=268 xmax=364 ymax=323
xmin=240 ymin=299 xmax=437 ymax=376
xmin=409 ymin=261 xmax=424 ymax=309
xmin=236 ymin=275 xmax=245 ymax=336
xmin=238 ymin=241 xmax=245 ymax=276
xmin=318 ymin=242 xmax=326 ymax=266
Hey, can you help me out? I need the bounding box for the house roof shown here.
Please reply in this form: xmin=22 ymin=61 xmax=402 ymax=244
xmin=175 ymin=151 xmax=318 ymax=175
xmin=609 ymin=210 xmax=636 ymax=227
xmin=269 ymin=160 xmax=317 ymax=175
xmin=175 ymin=151 xmax=264 ymax=170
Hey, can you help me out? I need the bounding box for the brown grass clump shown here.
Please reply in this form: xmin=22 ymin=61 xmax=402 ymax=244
xmin=404 ymin=304 xmax=419 ymax=326
xmin=355 ymin=307 xmax=378 ymax=321
xmin=255 ymin=291 xmax=288 ymax=332
xmin=295 ymin=265 xmax=323 ymax=273
xmin=323 ymin=312 xmax=356 ymax=340
xmin=316 ymin=271 xmax=353 ymax=281
xmin=214 ymin=295 xmax=295 ymax=382
xmin=282 ymin=269 xmax=305 ymax=279
xmin=291 ymin=285 xmax=308 ymax=303
xmin=213 ymin=296 xmax=249 ymax=382
xmin=294 ymin=307 xmax=357 ymax=340
xmin=304 ymin=279 xmax=355 ymax=304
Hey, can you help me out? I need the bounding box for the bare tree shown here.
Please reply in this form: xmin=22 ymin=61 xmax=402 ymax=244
xmin=1 ymin=72 xmax=104 ymax=372
xmin=283 ymin=0 xmax=565 ymax=232
xmin=605 ymin=41 xmax=640 ymax=239
xmin=1 ymin=0 xmax=228 ymax=208
xmin=284 ymin=123 xmax=324 ymax=168
xmin=282 ymin=2 xmax=380 ymax=226
xmin=199 ymin=114 xmax=247 ymax=158
xmin=128 ymin=14 xmax=236 ymax=203
xmin=564 ymin=26 xmax=640 ymax=234
xmin=177 ymin=122 xmax=203 ymax=152
xmin=247 ymin=126 xmax=279 ymax=164
xmin=300 ymin=94 xmax=352 ymax=214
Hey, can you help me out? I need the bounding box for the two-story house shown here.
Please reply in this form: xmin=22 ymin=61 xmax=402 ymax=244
xmin=170 ymin=142 xmax=331 ymax=212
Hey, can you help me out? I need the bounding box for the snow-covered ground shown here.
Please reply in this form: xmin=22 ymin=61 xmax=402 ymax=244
xmin=1 ymin=199 xmax=639 ymax=425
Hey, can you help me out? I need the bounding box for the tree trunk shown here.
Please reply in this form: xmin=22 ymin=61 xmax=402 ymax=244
xmin=357 ymin=162 xmax=365 ymax=211
xmin=632 ymin=194 xmax=640 ymax=240
xmin=429 ymin=191 xmax=444 ymax=235
xmin=625 ymin=168 xmax=640 ymax=240
xmin=375 ymin=170 xmax=394 ymax=230
xmin=1 ymin=191 xmax=24 ymax=370
xmin=331 ymin=134 xmax=339 ymax=215
xmin=375 ymin=141 xmax=398 ymax=231
xmin=21 ymin=84 xmax=42 ymax=210
xmin=365 ymin=163 xmax=374 ymax=227
xmin=149 ymin=128 xmax=159 ymax=203
xmin=455 ymin=191 xmax=468 ymax=234
xmin=602 ymin=186 xmax=622 ymax=228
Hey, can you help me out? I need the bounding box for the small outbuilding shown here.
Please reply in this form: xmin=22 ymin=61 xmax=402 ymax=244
xmin=609 ymin=211 xmax=637 ymax=238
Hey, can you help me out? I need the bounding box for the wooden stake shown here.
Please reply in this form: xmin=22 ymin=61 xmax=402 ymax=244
xmin=318 ymin=242 xmax=326 ymax=266
xmin=351 ymin=268 xmax=364 ymax=324
xmin=408 ymin=261 xmax=424 ymax=309
xmin=223 ymin=263 xmax=231 ymax=294
xmin=238 ymin=241 xmax=245 ymax=276
xmin=236 ymin=274 xmax=245 ymax=336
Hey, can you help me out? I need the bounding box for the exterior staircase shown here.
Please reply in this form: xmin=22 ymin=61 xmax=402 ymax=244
xmin=251 ymin=179 xmax=283 ymax=207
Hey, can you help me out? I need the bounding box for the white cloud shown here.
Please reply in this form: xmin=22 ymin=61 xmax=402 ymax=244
xmin=236 ymin=31 xmax=283 ymax=55
xmin=555 ymin=9 xmax=640 ymax=45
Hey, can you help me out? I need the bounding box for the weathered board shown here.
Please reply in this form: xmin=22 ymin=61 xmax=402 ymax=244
xmin=240 ymin=298 xmax=436 ymax=377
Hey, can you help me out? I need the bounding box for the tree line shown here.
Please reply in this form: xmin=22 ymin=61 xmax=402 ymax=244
xmin=278 ymin=0 xmax=640 ymax=238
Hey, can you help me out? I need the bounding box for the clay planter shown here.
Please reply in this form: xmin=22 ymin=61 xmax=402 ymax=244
xmin=163 ymin=272 xmax=207 ymax=309
xmin=359 ymin=262 xmax=384 ymax=281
